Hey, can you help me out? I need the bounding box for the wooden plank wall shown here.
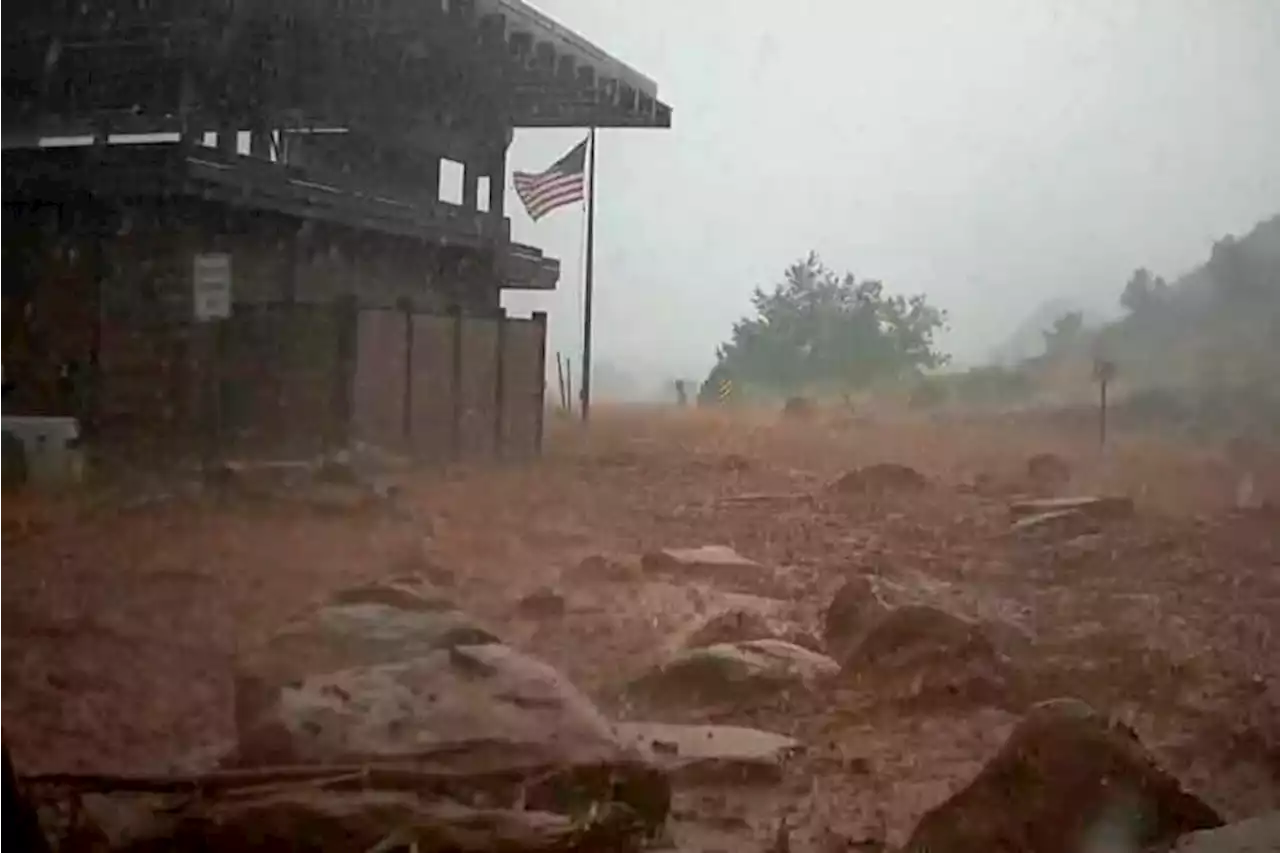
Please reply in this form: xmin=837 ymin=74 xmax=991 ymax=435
xmin=500 ymin=315 xmax=547 ymax=460
xmin=353 ymin=307 xmax=547 ymax=463
xmin=408 ymin=313 xmax=457 ymax=463
xmin=350 ymin=308 xmax=409 ymax=452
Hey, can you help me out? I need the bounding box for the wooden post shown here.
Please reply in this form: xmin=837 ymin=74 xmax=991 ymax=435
xmin=1093 ymin=358 xmax=1117 ymax=449
xmin=556 ymin=352 xmax=567 ymax=412
xmin=493 ymin=308 xmax=507 ymax=460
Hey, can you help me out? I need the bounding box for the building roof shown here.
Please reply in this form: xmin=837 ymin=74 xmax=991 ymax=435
xmin=3 ymin=0 xmax=671 ymax=141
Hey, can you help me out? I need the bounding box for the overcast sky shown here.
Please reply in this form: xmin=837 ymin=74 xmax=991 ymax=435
xmin=495 ymin=0 xmax=1280 ymax=387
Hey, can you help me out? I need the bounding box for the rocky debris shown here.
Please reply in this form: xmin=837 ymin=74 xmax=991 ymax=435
xmin=835 ymin=605 xmax=1024 ymax=710
xmin=1009 ymin=495 xmax=1135 ymax=522
xmin=232 ymin=577 xmax=499 ymax=737
xmin=903 ymin=698 xmax=1223 ymax=853
xmin=1027 ymin=452 xmax=1072 ymax=492
xmin=830 ymin=463 xmax=929 ymax=495
xmin=1171 ymin=812 xmax=1280 ymax=852
xmin=518 ymin=587 xmax=568 ymax=619
xmin=614 ymin=722 xmax=802 ymax=785
xmin=627 ymin=639 xmax=839 ymax=707
xmin=642 ymin=545 xmax=764 ymax=584
xmin=821 ymin=576 xmax=890 ymax=663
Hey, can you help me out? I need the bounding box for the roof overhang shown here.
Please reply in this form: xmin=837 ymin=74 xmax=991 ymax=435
xmin=3 ymin=0 xmax=671 ymax=139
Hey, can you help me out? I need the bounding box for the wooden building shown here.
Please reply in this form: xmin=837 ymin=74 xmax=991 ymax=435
xmin=2 ymin=0 xmax=671 ymax=466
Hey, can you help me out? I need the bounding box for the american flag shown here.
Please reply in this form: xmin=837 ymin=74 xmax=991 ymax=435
xmin=512 ymin=138 xmax=588 ymax=222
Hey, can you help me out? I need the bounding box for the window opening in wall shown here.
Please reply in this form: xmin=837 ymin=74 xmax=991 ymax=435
xmin=439 ymin=158 xmax=464 ymax=205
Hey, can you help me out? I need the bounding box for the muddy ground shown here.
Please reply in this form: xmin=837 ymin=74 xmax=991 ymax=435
xmin=4 ymin=407 xmax=1278 ymax=850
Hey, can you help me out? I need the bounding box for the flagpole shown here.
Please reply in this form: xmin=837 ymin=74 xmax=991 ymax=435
xmin=579 ymin=127 xmax=597 ymax=424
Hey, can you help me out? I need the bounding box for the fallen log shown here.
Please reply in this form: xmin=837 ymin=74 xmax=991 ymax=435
xmin=20 ymin=750 xmax=670 ymax=853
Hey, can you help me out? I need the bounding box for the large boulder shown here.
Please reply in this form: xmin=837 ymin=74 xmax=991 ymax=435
xmin=627 ymin=639 xmax=839 ymax=707
xmin=903 ymin=698 xmax=1223 ymax=853
xmin=236 ymin=643 xmax=626 ymax=767
xmin=232 ymin=575 xmax=499 ymax=734
xmin=233 ymin=643 xmax=670 ymax=839
xmin=836 ymin=605 xmax=1024 ymax=710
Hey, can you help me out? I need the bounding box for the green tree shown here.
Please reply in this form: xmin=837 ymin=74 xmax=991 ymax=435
xmin=708 ymin=253 xmax=948 ymax=393
xmin=1041 ymin=311 xmax=1084 ymax=356
xmin=1120 ymin=267 xmax=1168 ymax=314
xmin=1207 ymin=234 xmax=1279 ymax=301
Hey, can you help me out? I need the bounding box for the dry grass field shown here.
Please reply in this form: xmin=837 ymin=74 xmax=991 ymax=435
xmin=3 ymin=405 xmax=1278 ymax=850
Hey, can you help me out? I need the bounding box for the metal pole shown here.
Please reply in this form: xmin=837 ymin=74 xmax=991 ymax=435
xmin=580 ymin=128 xmax=597 ymax=423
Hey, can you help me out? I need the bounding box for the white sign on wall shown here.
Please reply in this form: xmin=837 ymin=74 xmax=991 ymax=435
xmin=192 ymin=253 xmax=232 ymax=321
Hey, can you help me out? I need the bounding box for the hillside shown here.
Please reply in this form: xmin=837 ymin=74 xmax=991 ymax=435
xmin=1095 ymin=214 xmax=1280 ymax=392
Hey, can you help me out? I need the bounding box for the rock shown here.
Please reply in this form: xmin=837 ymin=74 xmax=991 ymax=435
xmin=683 ymin=608 xmax=775 ymax=648
xmin=1027 ymin=452 xmax=1071 ymax=492
xmin=327 ymin=573 xmax=455 ymax=611
xmin=627 ymin=639 xmax=839 ymax=707
xmin=231 ymin=641 xmax=671 ymax=842
xmin=836 ymin=605 xmax=1023 ymax=710
xmin=1009 ymin=495 xmax=1135 ymax=521
xmin=518 ymin=587 xmax=568 ymax=619
xmin=830 ymin=463 xmax=928 ymax=495
xmin=642 ymin=545 xmax=764 ymax=583
xmin=782 ymin=396 xmax=817 ymax=419
xmin=1011 ymin=509 xmax=1100 ymax=538
xmin=1173 ymin=812 xmax=1280 ymax=852
xmin=903 ymin=699 xmax=1223 ymax=853
xmin=615 ymin=722 xmax=802 ymax=785
xmin=233 ymin=578 xmax=499 ymax=736
xmin=236 ymin=643 xmax=621 ymax=766
xmin=821 ymin=576 xmax=890 ymax=662
xmin=681 ymin=607 xmax=819 ymax=652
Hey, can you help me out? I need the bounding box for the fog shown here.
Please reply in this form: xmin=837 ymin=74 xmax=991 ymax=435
xmin=498 ymin=0 xmax=1280 ymax=395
